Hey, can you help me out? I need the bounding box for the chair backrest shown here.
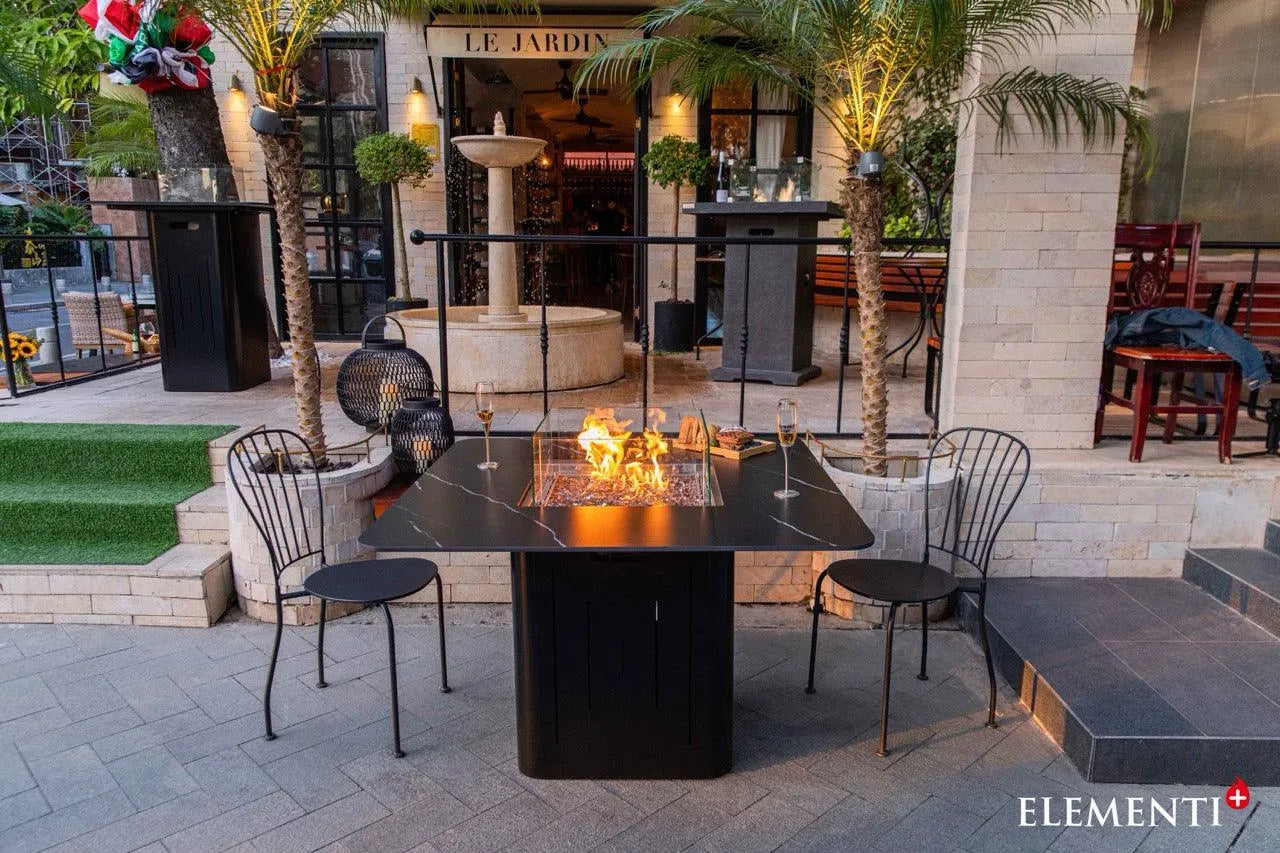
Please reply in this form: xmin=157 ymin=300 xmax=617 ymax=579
xmin=226 ymin=429 xmax=326 ymax=585
xmin=62 ymin=290 xmax=129 ymax=342
xmin=925 ymin=427 xmax=1031 ymax=578
xmin=1112 ymin=222 xmax=1202 ymax=313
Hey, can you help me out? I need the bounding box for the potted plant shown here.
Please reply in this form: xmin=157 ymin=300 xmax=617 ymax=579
xmin=580 ymin=0 xmax=1162 ymax=472
xmin=354 ymin=131 xmax=436 ymax=312
xmin=642 ymin=134 xmax=710 ymax=352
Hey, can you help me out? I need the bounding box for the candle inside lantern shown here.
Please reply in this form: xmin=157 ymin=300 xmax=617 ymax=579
xmin=378 ymin=381 xmax=399 ymax=423
xmin=412 ymin=438 xmax=433 ymax=470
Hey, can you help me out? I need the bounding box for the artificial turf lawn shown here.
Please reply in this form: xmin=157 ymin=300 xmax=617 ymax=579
xmin=0 ymin=423 xmax=236 ymax=565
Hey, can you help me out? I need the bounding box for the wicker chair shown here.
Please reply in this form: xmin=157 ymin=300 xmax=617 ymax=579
xmin=62 ymin=291 xmax=156 ymax=358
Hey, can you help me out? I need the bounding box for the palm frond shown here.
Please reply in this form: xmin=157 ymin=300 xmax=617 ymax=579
xmin=72 ymin=94 xmax=161 ymax=178
xmin=963 ymin=66 xmax=1147 ymax=157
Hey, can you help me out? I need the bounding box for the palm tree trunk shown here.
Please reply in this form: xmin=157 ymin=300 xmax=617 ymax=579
xmin=259 ymin=130 xmax=328 ymax=464
xmin=841 ymin=167 xmax=888 ymax=476
xmin=148 ymin=86 xmax=285 ymax=358
xmin=391 ymin=182 xmax=412 ymax=300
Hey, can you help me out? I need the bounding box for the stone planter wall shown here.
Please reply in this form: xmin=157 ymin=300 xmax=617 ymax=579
xmin=812 ymin=455 xmax=958 ymax=624
xmin=227 ymin=447 xmax=394 ymax=625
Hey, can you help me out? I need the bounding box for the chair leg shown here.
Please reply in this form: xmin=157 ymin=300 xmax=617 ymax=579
xmin=1162 ymin=372 xmax=1184 ymax=445
xmin=1220 ymin=366 xmax=1241 ymax=464
xmin=1130 ymin=365 xmax=1151 ymax=462
xmin=877 ymin=603 xmax=899 ymax=757
xmin=917 ymin=602 xmax=929 ymax=681
xmin=1094 ymin=353 xmax=1116 ymax=446
xmin=435 ymin=574 xmax=451 ymax=693
xmin=805 ymin=569 xmax=830 ymax=694
xmin=924 ymin=347 xmax=936 ymax=416
xmin=380 ymin=602 xmax=405 ymax=758
xmin=978 ymin=589 xmax=998 ymax=729
xmin=264 ymin=598 xmax=284 ymax=741
xmin=316 ymin=598 xmax=328 ymax=688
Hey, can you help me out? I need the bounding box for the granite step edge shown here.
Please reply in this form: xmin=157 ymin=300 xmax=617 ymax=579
xmin=1183 ymin=547 xmax=1280 ymax=638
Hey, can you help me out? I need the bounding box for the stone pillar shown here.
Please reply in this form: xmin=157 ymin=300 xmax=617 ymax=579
xmin=938 ymin=3 xmax=1140 ymax=449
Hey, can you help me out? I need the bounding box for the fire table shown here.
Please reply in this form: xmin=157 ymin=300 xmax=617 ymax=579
xmin=362 ymin=415 xmax=872 ymax=779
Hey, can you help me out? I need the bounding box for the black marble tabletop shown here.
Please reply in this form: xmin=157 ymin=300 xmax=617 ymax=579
xmin=362 ymin=437 xmax=874 ymax=553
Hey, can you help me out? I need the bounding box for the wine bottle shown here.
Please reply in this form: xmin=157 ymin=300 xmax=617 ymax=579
xmin=715 ymin=152 xmax=729 ymax=203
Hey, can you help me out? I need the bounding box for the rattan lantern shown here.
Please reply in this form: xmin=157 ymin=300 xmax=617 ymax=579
xmin=391 ymin=397 xmax=455 ymax=475
xmin=337 ymin=316 xmax=434 ymax=430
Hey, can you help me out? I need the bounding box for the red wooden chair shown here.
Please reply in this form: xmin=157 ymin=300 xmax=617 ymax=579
xmin=1094 ymin=222 xmax=1241 ymax=463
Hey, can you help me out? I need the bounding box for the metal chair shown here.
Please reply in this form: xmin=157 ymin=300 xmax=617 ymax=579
xmin=805 ymin=428 xmax=1030 ymax=756
xmin=227 ymin=429 xmax=450 ymax=758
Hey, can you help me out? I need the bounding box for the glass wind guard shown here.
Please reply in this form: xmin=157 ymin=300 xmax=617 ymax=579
xmin=526 ymin=409 xmax=721 ymax=508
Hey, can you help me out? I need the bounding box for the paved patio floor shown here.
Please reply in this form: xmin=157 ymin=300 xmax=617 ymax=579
xmin=0 ymin=606 xmax=1274 ymax=852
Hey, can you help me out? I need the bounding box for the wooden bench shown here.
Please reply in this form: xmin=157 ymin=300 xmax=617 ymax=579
xmin=813 ymin=255 xmax=947 ymax=389
xmin=813 ymin=254 xmax=947 ymax=313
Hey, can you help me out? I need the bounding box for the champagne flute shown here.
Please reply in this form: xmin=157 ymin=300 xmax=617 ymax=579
xmin=476 ymin=380 xmax=498 ymax=470
xmin=774 ymin=399 xmax=799 ymax=499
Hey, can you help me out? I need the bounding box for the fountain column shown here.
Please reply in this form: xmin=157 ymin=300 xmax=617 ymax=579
xmin=479 ymin=114 xmax=526 ymax=322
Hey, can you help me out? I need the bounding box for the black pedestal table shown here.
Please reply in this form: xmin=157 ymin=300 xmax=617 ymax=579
xmin=108 ymin=201 xmax=272 ymax=392
xmin=362 ymin=437 xmax=873 ymax=778
xmin=686 ymin=201 xmax=844 ymax=386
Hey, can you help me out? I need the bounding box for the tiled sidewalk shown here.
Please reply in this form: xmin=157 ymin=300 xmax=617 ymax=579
xmin=0 ymin=607 xmax=1274 ymax=853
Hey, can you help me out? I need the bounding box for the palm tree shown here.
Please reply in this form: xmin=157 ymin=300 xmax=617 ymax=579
xmin=579 ymin=0 xmax=1170 ymax=475
xmin=194 ymin=0 xmax=527 ymax=464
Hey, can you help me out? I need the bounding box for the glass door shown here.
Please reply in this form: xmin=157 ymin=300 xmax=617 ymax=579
xmin=296 ymin=36 xmax=391 ymax=337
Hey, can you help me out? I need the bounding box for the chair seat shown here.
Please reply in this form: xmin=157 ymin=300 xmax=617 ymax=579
xmin=826 ymin=559 xmax=958 ymax=605
xmin=304 ymin=557 xmax=438 ymax=604
xmin=1110 ymin=345 xmax=1233 ymax=363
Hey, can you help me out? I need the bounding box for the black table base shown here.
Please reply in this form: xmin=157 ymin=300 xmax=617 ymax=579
xmin=512 ymin=550 xmax=734 ymax=779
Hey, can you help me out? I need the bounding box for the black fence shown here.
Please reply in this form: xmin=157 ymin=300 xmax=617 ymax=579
xmin=409 ymin=230 xmax=949 ymax=438
xmin=0 ymin=233 xmax=159 ymax=396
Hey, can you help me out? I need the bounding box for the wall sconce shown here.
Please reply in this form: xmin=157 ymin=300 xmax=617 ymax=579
xmin=229 ymin=74 xmax=243 ymax=95
xmin=410 ymin=77 xmax=424 ymax=96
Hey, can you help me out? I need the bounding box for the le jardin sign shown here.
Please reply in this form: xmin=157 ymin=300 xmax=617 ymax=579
xmin=426 ymin=26 xmax=635 ymax=59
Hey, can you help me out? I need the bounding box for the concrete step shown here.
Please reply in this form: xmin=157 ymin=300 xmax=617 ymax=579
xmin=961 ymin=577 xmax=1280 ymax=785
xmin=1183 ymin=547 xmax=1280 ymax=638
xmin=1265 ymin=520 xmax=1280 ymax=556
xmin=176 ymin=485 xmax=228 ymax=546
xmin=0 ymin=544 xmax=233 ymax=627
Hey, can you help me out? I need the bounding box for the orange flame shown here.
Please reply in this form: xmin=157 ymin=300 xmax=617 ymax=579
xmin=577 ymin=408 xmax=670 ymax=497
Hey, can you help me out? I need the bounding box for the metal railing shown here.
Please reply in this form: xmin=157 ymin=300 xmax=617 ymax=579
xmin=0 ymin=233 xmax=158 ymax=397
xmin=409 ymin=229 xmax=949 ymax=438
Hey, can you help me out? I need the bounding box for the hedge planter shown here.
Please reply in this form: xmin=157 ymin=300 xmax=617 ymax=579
xmin=654 ymin=300 xmax=696 ymax=352
xmin=812 ymin=450 xmax=958 ymax=623
xmin=227 ymin=445 xmax=394 ymax=625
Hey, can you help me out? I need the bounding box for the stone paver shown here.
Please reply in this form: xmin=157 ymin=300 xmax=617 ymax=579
xmin=0 ymin=606 xmax=1274 ymax=852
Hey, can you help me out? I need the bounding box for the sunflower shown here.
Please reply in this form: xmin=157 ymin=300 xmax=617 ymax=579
xmin=4 ymin=333 xmax=40 ymax=363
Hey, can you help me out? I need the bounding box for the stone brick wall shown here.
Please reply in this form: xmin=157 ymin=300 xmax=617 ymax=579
xmin=939 ymin=1 xmax=1140 ymax=449
xmin=991 ymin=456 xmax=1280 ymax=577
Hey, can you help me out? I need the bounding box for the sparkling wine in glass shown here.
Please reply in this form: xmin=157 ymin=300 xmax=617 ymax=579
xmin=476 ymin=380 xmax=498 ymax=470
xmin=774 ymin=398 xmax=799 ymax=499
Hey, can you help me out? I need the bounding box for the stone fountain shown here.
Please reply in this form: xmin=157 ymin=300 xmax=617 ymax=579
xmin=398 ymin=113 xmax=624 ymax=393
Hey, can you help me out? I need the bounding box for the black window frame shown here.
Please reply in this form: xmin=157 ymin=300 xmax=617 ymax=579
xmin=290 ymin=33 xmax=392 ymax=340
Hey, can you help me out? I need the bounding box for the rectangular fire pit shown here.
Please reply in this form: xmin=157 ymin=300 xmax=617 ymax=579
xmin=363 ymin=421 xmax=873 ymax=779
xmin=522 ymin=408 xmax=723 ymax=508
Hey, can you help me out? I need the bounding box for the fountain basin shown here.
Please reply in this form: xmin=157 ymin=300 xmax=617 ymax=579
xmin=397 ymin=305 xmax=624 ymax=393
xmin=451 ymin=134 xmax=546 ymax=168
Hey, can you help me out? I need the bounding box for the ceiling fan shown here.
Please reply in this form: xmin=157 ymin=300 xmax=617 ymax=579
xmin=552 ymin=96 xmax=614 ymax=129
xmin=525 ymin=60 xmax=608 ymax=101
xmin=575 ymin=126 xmax=625 ymax=145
